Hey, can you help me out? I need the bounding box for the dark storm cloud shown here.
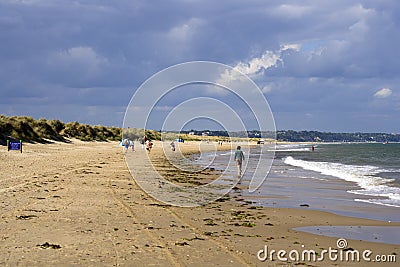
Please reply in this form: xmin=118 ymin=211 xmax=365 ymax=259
xmin=0 ymin=0 xmax=399 ymax=131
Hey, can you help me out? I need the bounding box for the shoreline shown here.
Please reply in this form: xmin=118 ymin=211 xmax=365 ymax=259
xmin=1 ymin=140 xmax=399 ymax=266
xmin=148 ymin=142 xmax=400 ymax=253
xmin=189 ymin=141 xmax=400 ymax=223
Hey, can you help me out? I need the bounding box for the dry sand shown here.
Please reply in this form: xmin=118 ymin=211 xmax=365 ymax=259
xmin=0 ymin=140 xmax=398 ymax=266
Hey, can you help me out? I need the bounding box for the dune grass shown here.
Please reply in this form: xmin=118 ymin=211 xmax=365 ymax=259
xmin=0 ymin=115 xmax=121 ymax=145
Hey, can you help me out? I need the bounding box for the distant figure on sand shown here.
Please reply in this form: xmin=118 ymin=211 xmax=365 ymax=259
xmin=123 ymin=139 xmax=130 ymax=154
xmin=234 ymin=146 xmax=245 ymax=177
xmin=141 ymin=135 xmax=146 ymax=150
xmin=170 ymin=141 xmax=175 ymax=151
xmin=130 ymin=140 xmax=135 ymax=152
xmin=146 ymin=140 xmax=153 ymax=153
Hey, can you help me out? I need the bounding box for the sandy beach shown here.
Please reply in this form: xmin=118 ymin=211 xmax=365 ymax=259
xmin=1 ymin=140 xmax=398 ymax=266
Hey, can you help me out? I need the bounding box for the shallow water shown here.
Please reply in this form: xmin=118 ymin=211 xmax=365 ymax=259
xmin=198 ymin=143 xmax=400 ymax=222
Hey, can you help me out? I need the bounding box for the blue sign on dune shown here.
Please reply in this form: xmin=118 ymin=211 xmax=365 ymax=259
xmin=7 ymin=140 xmax=22 ymax=153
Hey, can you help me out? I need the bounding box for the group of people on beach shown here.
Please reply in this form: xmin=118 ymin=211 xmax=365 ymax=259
xmin=122 ymin=135 xmax=154 ymax=153
xmin=122 ymin=137 xmax=245 ymax=177
xmin=139 ymin=135 xmax=153 ymax=152
xmin=122 ymin=139 xmax=135 ymax=153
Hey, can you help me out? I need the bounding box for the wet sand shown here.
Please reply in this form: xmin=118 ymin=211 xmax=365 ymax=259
xmin=0 ymin=140 xmax=398 ymax=266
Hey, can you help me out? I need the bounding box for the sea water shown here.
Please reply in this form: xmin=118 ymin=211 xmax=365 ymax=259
xmin=246 ymin=143 xmax=400 ymax=221
xmin=281 ymin=143 xmax=400 ymax=207
xmin=199 ymin=143 xmax=400 ymax=222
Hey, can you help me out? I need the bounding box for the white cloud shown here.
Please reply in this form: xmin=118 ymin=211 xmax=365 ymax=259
xmin=215 ymin=68 xmax=247 ymax=88
xmin=281 ymin=44 xmax=301 ymax=51
xmin=268 ymin=4 xmax=314 ymax=19
xmin=261 ymin=84 xmax=272 ymax=93
xmin=233 ymin=44 xmax=300 ymax=77
xmin=234 ymin=51 xmax=279 ymax=77
xmin=166 ymin=18 xmax=203 ymax=42
xmin=215 ymin=44 xmax=304 ymax=95
xmin=374 ymin=88 xmax=392 ymax=98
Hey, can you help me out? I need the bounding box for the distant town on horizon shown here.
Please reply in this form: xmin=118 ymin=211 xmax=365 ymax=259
xmin=166 ymin=129 xmax=400 ymax=143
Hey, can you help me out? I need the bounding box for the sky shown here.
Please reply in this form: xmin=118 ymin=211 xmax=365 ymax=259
xmin=1 ymin=0 xmax=399 ymax=132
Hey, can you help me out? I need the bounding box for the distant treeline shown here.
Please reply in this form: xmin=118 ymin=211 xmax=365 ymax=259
xmin=179 ymin=129 xmax=400 ymax=142
xmin=276 ymin=130 xmax=400 ymax=142
xmin=0 ymin=115 xmax=121 ymax=145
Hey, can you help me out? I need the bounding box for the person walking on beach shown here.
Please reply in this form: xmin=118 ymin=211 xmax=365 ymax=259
xmin=141 ymin=135 xmax=146 ymax=150
xmin=146 ymin=140 xmax=153 ymax=153
xmin=234 ymin=146 xmax=244 ymax=177
xmin=170 ymin=141 xmax=175 ymax=151
xmin=123 ymin=139 xmax=130 ymax=154
xmin=130 ymin=140 xmax=135 ymax=152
